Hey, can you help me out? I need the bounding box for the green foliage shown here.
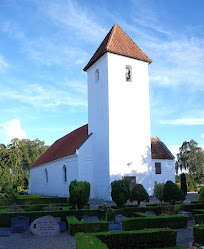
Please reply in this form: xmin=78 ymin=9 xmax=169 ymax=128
xmin=176 ymin=140 xmax=204 ymax=185
xmin=66 ymin=216 xmax=108 ymax=235
xmin=176 ymin=182 xmax=181 ymax=189
xmin=193 ymin=225 xmax=204 ymax=244
xmin=122 ymin=215 xmax=188 ymax=230
xmin=0 ymin=138 xmax=49 ymax=189
xmin=194 ymin=214 xmax=204 ymax=224
xmin=153 ymin=183 xmax=165 ymax=202
xmin=69 ymin=180 xmax=90 ymax=209
xmin=187 ymin=181 xmax=195 ymax=192
xmin=130 ymin=184 xmax=149 ymax=205
xmin=111 ymin=178 xmax=131 ymax=208
xmin=17 ymin=186 xmax=21 ymax=192
xmin=181 ymin=173 xmax=187 ymax=196
xmin=3 ymin=187 xmax=18 ymax=199
xmin=99 ymin=204 xmax=115 ymax=221
xmin=163 ymin=181 xmax=185 ymax=204
xmin=198 ymin=188 xmax=204 ymax=202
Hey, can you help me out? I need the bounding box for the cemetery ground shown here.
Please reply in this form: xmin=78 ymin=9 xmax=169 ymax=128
xmin=0 ymin=192 xmax=203 ymax=249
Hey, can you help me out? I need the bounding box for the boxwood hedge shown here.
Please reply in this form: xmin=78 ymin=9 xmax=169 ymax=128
xmin=193 ymin=225 xmax=204 ymax=244
xmin=66 ymin=216 xmax=108 ymax=235
xmin=194 ymin=214 xmax=204 ymax=224
xmin=75 ymin=228 xmax=177 ymax=249
xmin=122 ymin=215 xmax=188 ymax=231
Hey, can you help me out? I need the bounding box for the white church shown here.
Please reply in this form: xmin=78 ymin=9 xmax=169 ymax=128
xmin=29 ymin=24 xmax=175 ymax=200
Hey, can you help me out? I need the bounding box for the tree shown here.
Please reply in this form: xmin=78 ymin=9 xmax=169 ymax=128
xmin=111 ymin=178 xmax=131 ymax=208
xmin=181 ymin=173 xmax=187 ymax=196
xmin=176 ymin=140 xmax=204 ymax=185
xmin=130 ymin=184 xmax=149 ymax=205
xmin=154 ymin=183 xmax=165 ymax=203
xmin=0 ymin=138 xmax=49 ymax=189
xmin=163 ymin=181 xmax=185 ymax=204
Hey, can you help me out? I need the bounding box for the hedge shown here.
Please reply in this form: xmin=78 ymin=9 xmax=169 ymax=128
xmin=181 ymin=203 xmax=204 ymax=212
xmin=122 ymin=215 xmax=188 ymax=231
xmin=66 ymin=216 xmax=108 ymax=236
xmin=191 ymin=209 xmax=204 ymax=215
xmin=193 ymin=225 xmax=204 ymax=244
xmin=0 ymin=197 xmax=69 ymax=206
xmin=194 ymin=214 xmax=204 ymax=224
xmin=75 ymin=229 xmax=177 ymax=249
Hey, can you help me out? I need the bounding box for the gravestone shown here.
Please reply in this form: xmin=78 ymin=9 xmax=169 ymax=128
xmin=0 ymin=228 xmax=11 ymax=236
xmin=58 ymin=221 xmax=66 ymax=232
xmin=11 ymin=216 xmax=29 ymax=233
xmin=115 ymin=214 xmax=127 ymax=224
xmin=86 ymin=216 xmax=99 ymax=222
xmin=81 ymin=214 xmax=89 ymax=221
xmin=30 ymin=215 xmax=60 ymax=236
xmin=178 ymin=211 xmax=194 ymax=220
xmin=145 ymin=211 xmax=157 ymax=216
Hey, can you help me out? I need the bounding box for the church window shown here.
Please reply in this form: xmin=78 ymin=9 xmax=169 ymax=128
xmin=155 ymin=162 xmax=161 ymax=174
xmin=95 ymin=69 xmax=99 ymax=82
xmin=125 ymin=65 xmax=132 ymax=82
xmin=45 ymin=169 xmax=48 ymax=183
xmin=63 ymin=165 xmax=67 ymax=183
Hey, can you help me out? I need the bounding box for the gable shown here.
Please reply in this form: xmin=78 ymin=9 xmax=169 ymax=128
xmin=151 ymin=137 xmax=174 ymax=160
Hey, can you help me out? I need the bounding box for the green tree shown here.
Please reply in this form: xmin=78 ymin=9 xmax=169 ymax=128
xmin=181 ymin=173 xmax=187 ymax=196
xmin=163 ymin=181 xmax=185 ymax=204
xmin=154 ymin=183 xmax=165 ymax=203
xmin=176 ymin=140 xmax=204 ymax=185
xmin=130 ymin=184 xmax=149 ymax=205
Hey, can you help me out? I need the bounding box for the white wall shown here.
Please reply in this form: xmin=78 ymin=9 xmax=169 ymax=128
xmin=29 ymin=154 xmax=78 ymax=197
xmin=151 ymin=159 xmax=175 ymax=186
xmin=77 ymin=135 xmax=94 ymax=198
xmin=87 ymin=54 xmax=111 ymax=200
xmin=107 ymin=53 xmax=153 ymax=195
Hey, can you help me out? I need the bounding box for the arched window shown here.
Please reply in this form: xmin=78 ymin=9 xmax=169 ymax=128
xmin=95 ymin=69 xmax=99 ymax=82
xmin=63 ymin=165 xmax=67 ymax=183
xmin=45 ymin=169 xmax=48 ymax=183
xmin=125 ymin=65 xmax=132 ymax=82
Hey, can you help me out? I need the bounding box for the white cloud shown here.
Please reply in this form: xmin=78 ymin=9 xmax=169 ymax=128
xmin=160 ymin=118 xmax=204 ymax=125
xmin=168 ymin=145 xmax=180 ymax=158
xmin=0 ymin=119 xmax=27 ymax=142
xmin=201 ymin=133 xmax=204 ymax=139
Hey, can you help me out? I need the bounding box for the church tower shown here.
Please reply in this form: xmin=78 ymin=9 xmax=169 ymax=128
xmin=84 ymin=24 xmax=153 ymax=200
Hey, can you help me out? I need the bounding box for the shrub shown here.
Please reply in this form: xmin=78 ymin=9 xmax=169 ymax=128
xmin=66 ymin=216 xmax=108 ymax=235
xmin=154 ymin=183 xmax=165 ymax=203
xmin=163 ymin=181 xmax=185 ymax=204
xmin=3 ymin=187 xmax=18 ymax=199
xmin=111 ymin=178 xmax=131 ymax=208
xmin=181 ymin=173 xmax=187 ymax=196
xmin=187 ymin=181 xmax=195 ymax=192
xmin=176 ymin=182 xmax=181 ymax=189
xmin=69 ymin=180 xmax=90 ymax=209
xmin=122 ymin=215 xmax=188 ymax=230
xmin=194 ymin=214 xmax=204 ymax=224
xmin=99 ymin=204 xmax=115 ymax=221
xmin=198 ymin=188 xmax=204 ymax=202
xmin=130 ymin=184 xmax=149 ymax=205
xmin=193 ymin=225 xmax=204 ymax=244
xmin=17 ymin=186 xmax=21 ymax=193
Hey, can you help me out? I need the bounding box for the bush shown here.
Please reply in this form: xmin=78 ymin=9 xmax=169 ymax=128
xmin=130 ymin=184 xmax=149 ymax=205
xmin=122 ymin=215 xmax=188 ymax=230
xmin=154 ymin=183 xmax=165 ymax=203
xmin=163 ymin=181 xmax=185 ymax=204
xmin=193 ymin=225 xmax=204 ymax=244
xmin=66 ymin=216 xmax=108 ymax=235
xmin=111 ymin=178 xmax=131 ymax=208
xmin=69 ymin=180 xmax=90 ymax=209
xmin=198 ymin=188 xmax=204 ymax=202
xmin=181 ymin=173 xmax=187 ymax=196
xmin=187 ymin=181 xmax=195 ymax=192
xmin=194 ymin=214 xmax=204 ymax=224
xmin=176 ymin=182 xmax=181 ymax=189
xmin=3 ymin=187 xmax=18 ymax=199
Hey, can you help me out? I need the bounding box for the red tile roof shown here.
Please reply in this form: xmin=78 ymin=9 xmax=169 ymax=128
xmin=30 ymin=124 xmax=89 ymax=168
xmin=83 ymin=24 xmax=152 ymax=71
xmin=31 ymin=125 xmax=174 ymax=169
xmin=151 ymin=137 xmax=174 ymax=160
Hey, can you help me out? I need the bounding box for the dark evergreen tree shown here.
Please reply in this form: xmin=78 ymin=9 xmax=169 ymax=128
xmin=181 ymin=173 xmax=187 ymax=196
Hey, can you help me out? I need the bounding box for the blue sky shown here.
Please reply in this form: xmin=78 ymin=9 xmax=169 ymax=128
xmin=0 ymin=0 xmax=204 ymax=156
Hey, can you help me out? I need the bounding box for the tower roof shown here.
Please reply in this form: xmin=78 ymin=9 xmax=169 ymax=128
xmin=83 ymin=24 xmax=152 ymax=71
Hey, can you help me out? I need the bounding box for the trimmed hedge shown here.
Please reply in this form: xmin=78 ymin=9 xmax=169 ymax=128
xmin=194 ymin=214 xmax=204 ymax=224
xmin=181 ymin=203 xmax=204 ymax=212
xmin=0 ymin=197 xmax=69 ymax=206
xmin=193 ymin=225 xmax=204 ymax=244
xmin=115 ymin=206 xmax=161 ymax=217
xmin=191 ymin=209 xmax=204 ymax=215
xmin=122 ymin=215 xmax=188 ymax=231
xmin=75 ymin=229 xmax=177 ymax=249
xmin=66 ymin=216 xmax=108 ymax=236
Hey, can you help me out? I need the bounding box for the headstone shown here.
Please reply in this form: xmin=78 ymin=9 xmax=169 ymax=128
xmin=81 ymin=214 xmax=89 ymax=221
xmin=145 ymin=211 xmax=157 ymax=216
xmin=29 ymin=215 xmax=60 ymax=236
xmin=115 ymin=214 xmax=127 ymax=224
xmin=58 ymin=221 xmax=66 ymax=232
xmin=178 ymin=211 xmax=194 ymax=220
xmin=86 ymin=216 xmax=99 ymax=222
xmin=0 ymin=228 xmax=11 ymax=236
xmin=55 ymin=217 xmax=61 ymax=222
xmin=11 ymin=216 xmax=29 ymax=233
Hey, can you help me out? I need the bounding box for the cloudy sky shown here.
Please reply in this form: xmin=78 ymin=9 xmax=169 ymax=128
xmin=0 ymin=0 xmax=204 ymax=156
